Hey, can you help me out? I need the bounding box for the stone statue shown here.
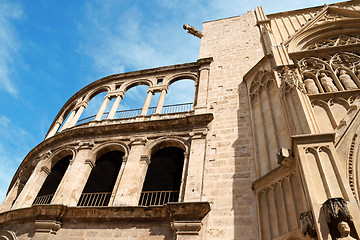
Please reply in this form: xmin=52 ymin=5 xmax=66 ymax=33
xmin=339 ymin=70 xmax=358 ymax=90
xmin=320 ymin=73 xmax=338 ymax=92
xmin=337 ymin=221 xmax=356 ymax=240
xmin=304 ymin=78 xmax=319 ymax=94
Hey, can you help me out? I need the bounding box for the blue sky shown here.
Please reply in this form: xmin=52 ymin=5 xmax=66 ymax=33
xmin=0 ymin=0 xmax=343 ymax=203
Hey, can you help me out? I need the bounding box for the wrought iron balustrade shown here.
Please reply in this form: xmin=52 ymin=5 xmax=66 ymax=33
xmin=76 ymin=102 xmax=193 ymax=125
xmin=77 ymin=192 xmax=111 ymax=206
xmin=138 ymin=190 xmax=179 ymax=206
xmin=33 ymin=194 xmax=54 ymax=205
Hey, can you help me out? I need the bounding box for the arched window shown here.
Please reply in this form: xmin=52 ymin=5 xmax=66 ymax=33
xmin=33 ymin=155 xmax=71 ymax=205
xmin=78 ymin=151 xmax=124 ymax=206
xmin=162 ymin=79 xmax=195 ymax=114
xmin=139 ymin=147 xmax=185 ymax=206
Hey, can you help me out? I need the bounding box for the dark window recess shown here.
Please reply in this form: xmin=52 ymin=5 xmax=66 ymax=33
xmin=157 ymin=78 xmax=163 ymax=84
xmin=78 ymin=151 xmax=124 ymax=206
xmin=139 ymin=147 xmax=184 ymax=206
xmin=33 ymin=155 xmax=71 ymax=204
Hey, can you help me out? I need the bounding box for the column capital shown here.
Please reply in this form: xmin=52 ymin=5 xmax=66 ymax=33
xmin=130 ymin=136 xmax=147 ymax=146
xmin=170 ymin=220 xmax=203 ymax=236
xmin=107 ymin=90 xmax=124 ymax=98
xmin=140 ymin=155 xmax=151 ymax=165
xmin=77 ymin=141 xmax=95 ymax=151
xmin=75 ymin=101 xmax=88 ymax=109
xmin=148 ymin=85 xmax=168 ymax=93
xmin=40 ymin=166 xmax=51 ymax=175
xmin=84 ymin=159 xmax=95 ymax=169
xmin=189 ymin=128 xmax=208 ymax=139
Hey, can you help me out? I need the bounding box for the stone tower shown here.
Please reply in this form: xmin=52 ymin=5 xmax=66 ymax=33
xmin=1 ymin=1 xmax=360 ymax=239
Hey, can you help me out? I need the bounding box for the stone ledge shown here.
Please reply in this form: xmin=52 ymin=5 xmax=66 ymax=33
xmin=0 ymin=202 xmax=210 ymax=227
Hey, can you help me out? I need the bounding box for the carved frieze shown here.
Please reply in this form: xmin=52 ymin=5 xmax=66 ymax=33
xmin=297 ymin=52 xmax=360 ymax=94
xmin=307 ymin=35 xmax=360 ymax=50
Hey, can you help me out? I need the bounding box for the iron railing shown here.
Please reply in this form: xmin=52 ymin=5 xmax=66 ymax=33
xmin=77 ymin=192 xmax=111 ymax=206
xmin=33 ymin=194 xmax=54 ymax=205
xmin=76 ymin=102 xmax=193 ymax=125
xmin=138 ymin=190 xmax=179 ymax=206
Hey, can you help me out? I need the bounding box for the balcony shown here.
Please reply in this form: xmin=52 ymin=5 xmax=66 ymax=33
xmin=33 ymin=194 xmax=54 ymax=205
xmin=138 ymin=190 xmax=179 ymax=207
xmin=76 ymin=102 xmax=193 ymax=125
xmin=77 ymin=192 xmax=112 ymax=207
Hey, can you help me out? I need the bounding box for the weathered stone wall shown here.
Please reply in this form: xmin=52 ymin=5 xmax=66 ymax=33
xmin=198 ymin=11 xmax=264 ymax=239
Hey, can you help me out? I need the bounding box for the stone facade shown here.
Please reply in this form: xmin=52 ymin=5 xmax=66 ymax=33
xmin=2 ymin=1 xmax=360 ymax=239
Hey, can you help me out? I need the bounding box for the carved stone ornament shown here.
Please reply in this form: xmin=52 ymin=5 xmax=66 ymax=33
xmin=0 ymin=230 xmax=18 ymax=240
xmin=307 ymin=35 xmax=360 ymax=50
xmin=323 ymin=198 xmax=352 ymax=224
xmin=35 ymin=220 xmax=62 ymax=234
xmin=297 ymin=52 xmax=360 ymax=94
xmin=278 ymin=66 xmax=306 ymax=93
xmin=300 ymin=211 xmax=317 ymax=238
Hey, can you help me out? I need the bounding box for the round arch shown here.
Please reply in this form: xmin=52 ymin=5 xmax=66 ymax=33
xmin=84 ymin=85 xmax=111 ymax=103
xmin=119 ymin=79 xmax=153 ymax=93
xmin=88 ymin=141 xmax=129 ymax=163
xmin=165 ymin=73 xmax=198 ymax=87
xmin=145 ymin=136 xmax=190 ymax=158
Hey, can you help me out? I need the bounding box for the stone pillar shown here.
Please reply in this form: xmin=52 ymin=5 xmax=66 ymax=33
xmin=45 ymin=117 xmax=64 ymax=139
xmin=107 ymin=93 xmax=123 ymax=119
xmin=94 ymin=95 xmax=110 ymax=120
xmin=141 ymin=90 xmax=153 ymax=116
xmin=0 ymin=178 xmax=20 ymax=212
xmin=112 ymin=137 xmax=148 ymax=206
xmin=155 ymin=89 xmax=167 ymax=114
xmin=171 ymin=221 xmax=203 ymax=240
xmin=11 ymin=152 xmax=52 ymax=209
xmin=60 ymin=110 xmax=76 ymax=131
xmin=195 ymin=58 xmax=212 ymax=114
xmin=51 ymin=141 xmax=94 ymax=206
xmin=293 ymin=133 xmax=360 ymax=239
xmin=69 ymin=102 xmax=87 ymax=127
xmin=184 ymin=129 xmax=207 ymax=202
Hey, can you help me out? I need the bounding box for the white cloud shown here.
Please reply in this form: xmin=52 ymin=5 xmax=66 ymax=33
xmin=0 ymin=1 xmax=22 ymax=97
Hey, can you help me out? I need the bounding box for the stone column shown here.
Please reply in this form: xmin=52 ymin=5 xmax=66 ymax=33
xmin=60 ymin=110 xmax=76 ymax=131
xmin=293 ymin=133 xmax=360 ymax=239
xmin=94 ymin=95 xmax=110 ymax=120
xmin=195 ymin=58 xmax=212 ymax=114
xmin=183 ymin=129 xmax=207 ymax=202
xmin=0 ymin=178 xmax=20 ymax=212
xmin=11 ymin=152 xmax=52 ymax=209
xmin=155 ymin=89 xmax=167 ymax=114
xmin=171 ymin=221 xmax=203 ymax=240
xmin=112 ymin=137 xmax=148 ymax=206
xmin=69 ymin=102 xmax=87 ymax=127
xmin=107 ymin=93 xmax=123 ymax=119
xmin=45 ymin=117 xmax=63 ymax=139
xmin=51 ymin=141 xmax=94 ymax=206
xmin=141 ymin=90 xmax=153 ymax=116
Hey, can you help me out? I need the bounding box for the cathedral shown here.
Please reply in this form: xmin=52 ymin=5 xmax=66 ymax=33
xmin=1 ymin=1 xmax=360 ymax=239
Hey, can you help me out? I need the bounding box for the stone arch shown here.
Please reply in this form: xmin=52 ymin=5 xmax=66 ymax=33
xmin=119 ymin=79 xmax=153 ymax=93
xmin=88 ymin=141 xmax=129 ymax=163
xmin=288 ymin=19 xmax=360 ymax=53
xmin=49 ymin=147 xmax=76 ymax=168
xmin=146 ymin=136 xmax=190 ymax=158
xmin=165 ymin=72 xmax=198 ymax=86
xmin=83 ymin=85 xmax=111 ymax=103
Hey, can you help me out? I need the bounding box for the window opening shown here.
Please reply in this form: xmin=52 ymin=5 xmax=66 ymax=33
xmin=139 ymin=147 xmax=184 ymax=206
xmin=77 ymin=151 xmax=124 ymax=206
xmin=33 ymin=155 xmax=72 ymax=205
